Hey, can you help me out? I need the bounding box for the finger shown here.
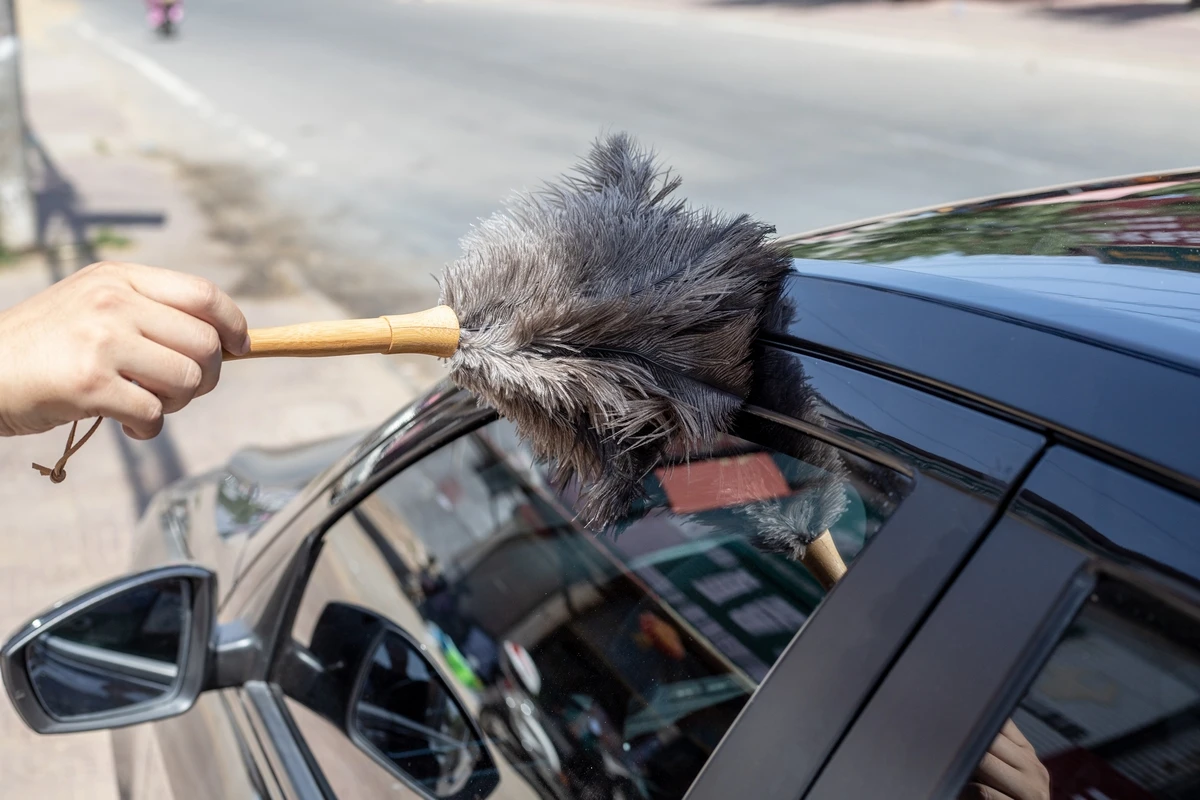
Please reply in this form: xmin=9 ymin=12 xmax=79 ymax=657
xmin=120 ymin=263 xmax=249 ymax=355
xmin=128 ymin=292 xmax=223 ymax=397
xmin=88 ymin=377 xmax=164 ymax=440
xmin=987 ymin=729 xmax=1033 ymax=772
xmin=972 ymin=751 xmax=1027 ymax=800
xmin=1000 ymin=719 xmax=1036 ymax=752
xmin=113 ymin=336 xmax=203 ymax=415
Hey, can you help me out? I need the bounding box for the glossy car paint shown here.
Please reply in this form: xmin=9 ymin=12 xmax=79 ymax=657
xmin=88 ymin=170 xmax=1200 ymax=800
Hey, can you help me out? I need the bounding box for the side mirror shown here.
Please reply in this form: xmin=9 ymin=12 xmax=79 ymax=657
xmin=1 ymin=565 xmax=215 ymax=734
xmin=277 ymin=602 xmax=499 ymax=800
xmin=351 ymin=626 xmax=498 ymax=800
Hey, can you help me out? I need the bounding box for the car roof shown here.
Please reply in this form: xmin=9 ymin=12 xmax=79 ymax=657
xmin=769 ymin=169 xmax=1200 ymax=498
xmin=781 ymin=169 xmax=1200 ymax=374
xmin=787 ymin=255 xmax=1200 ymax=374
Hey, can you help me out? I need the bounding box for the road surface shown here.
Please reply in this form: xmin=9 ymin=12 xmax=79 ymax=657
xmin=67 ymin=0 xmax=1200 ymax=316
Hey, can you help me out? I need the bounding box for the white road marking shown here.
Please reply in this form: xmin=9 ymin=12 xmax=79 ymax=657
xmin=71 ymin=20 xmax=302 ymax=166
xmin=74 ymin=21 xmax=214 ymax=113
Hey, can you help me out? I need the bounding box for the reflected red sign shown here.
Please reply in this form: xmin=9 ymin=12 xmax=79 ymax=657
xmin=655 ymin=452 xmax=790 ymax=514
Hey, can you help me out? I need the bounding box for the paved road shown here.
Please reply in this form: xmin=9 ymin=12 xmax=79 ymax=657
xmin=73 ymin=0 xmax=1200 ymax=316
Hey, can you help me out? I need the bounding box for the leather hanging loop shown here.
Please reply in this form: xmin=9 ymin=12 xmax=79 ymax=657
xmin=32 ymin=417 xmax=104 ymax=483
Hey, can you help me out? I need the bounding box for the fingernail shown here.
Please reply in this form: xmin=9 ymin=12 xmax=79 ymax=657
xmin=238 ymin=333 xmax=252 ymax=356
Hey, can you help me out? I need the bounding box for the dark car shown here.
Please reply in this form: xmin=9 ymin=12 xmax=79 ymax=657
xmin=5 ymin=169 xmax=1200 ymax=800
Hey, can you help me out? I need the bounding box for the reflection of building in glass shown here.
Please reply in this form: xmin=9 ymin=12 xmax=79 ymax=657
xmin=1083 ymin=245 xmax=1200 ymax=271
xmin=1014 ymin=582 xmax=1200 ymax=800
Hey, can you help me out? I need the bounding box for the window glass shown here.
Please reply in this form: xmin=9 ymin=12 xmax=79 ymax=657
xmin=282 ymin=417 xmax=908 ymax=800
xmin=960 ymin=579 xmax=1200 ymax=800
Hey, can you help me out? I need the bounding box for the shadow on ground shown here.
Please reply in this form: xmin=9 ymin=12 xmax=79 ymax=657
xmin=707 ymin=0 xmax=888 ymax=7
xmin=705 ymin=0 xmax=1199 ymax=16
xmin=27 ymin=132 xmax=185 ymax=515
xmin=1035 ymin=1 xmax=1198 ymax=23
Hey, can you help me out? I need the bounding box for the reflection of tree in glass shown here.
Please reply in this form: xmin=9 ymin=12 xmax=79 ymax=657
xmin=789 ymin=182 xmax=1200 ymax=269
xmin=215 ymin=474 xmax=296 ymax=538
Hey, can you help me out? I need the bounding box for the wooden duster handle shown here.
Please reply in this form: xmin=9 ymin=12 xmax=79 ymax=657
xmin=224 ymin=305 xmax=461 ymax=360
xmin=799 ymin=530 xmax=848 ymax=590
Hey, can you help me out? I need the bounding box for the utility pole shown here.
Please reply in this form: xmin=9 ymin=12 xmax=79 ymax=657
xmin=0 ymin=0 xmax=35 ymax=253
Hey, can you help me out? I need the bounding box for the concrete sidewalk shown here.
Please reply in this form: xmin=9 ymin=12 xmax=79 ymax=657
xmin=0 ymin=1 xmax=445 ymax=795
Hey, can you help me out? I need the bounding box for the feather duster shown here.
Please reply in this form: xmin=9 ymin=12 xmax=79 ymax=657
xmin=440 ymin=133 xmax=792 ymax=528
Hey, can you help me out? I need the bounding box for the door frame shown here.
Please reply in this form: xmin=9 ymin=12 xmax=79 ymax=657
xmin=804 ymin=445 xmax=1200 ymax=800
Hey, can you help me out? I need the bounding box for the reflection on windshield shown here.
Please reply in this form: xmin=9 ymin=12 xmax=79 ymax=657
xmin=215 ymin=473 xmax=300 ymax=540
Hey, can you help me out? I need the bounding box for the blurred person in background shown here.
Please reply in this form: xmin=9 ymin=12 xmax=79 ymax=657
xmin=146 ymin=0 xmax=183 ymax=36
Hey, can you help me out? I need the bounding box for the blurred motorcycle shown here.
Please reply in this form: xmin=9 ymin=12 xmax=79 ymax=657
xmin=147 ymin=0 xmax=183 ymax=37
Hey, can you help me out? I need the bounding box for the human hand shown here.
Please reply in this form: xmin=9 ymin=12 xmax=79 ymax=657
xmin=0 ymin=261 xmax=248 ymax=440
xmin=959 ymin=719 xmax=1051 ymax=800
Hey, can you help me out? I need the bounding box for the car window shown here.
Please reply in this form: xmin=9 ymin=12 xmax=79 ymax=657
xmin=955 ymin=578 xmax=1200 ymax=800
xmin=278 ymin=416 xmax=909 ymax=799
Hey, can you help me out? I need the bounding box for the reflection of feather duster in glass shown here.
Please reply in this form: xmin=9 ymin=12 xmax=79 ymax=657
xmin=736 ymin=295 xmax=852 ymax=581
xmin=743 ymin=480 xmax=848 ymax=561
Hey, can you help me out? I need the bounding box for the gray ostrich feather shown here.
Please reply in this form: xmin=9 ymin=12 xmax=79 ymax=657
xmin=439 ymin=133 xmax=792 ymax=528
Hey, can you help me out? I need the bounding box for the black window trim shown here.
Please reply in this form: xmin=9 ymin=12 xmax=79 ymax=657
xmin=216 ymin=687 xmax=286 ymax=799
xmin=743 ymin=403 xmax=913 ymax=479
xmin=239 ymin=679 xmax=329 ymax=800
xmin=802 ymin=513 xmax=1094 ymax=800
xmin=683 ymin=466 xmax=1041 ymax=800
